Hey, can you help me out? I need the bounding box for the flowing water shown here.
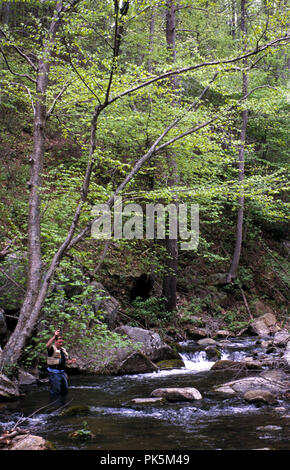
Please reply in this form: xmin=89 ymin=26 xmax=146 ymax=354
xmin=1 ymin=337 xmax=289 ymax=450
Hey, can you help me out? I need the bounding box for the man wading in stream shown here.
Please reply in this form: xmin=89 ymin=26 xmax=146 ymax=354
xmin=46 ymin=330 xmax=76 ymax=403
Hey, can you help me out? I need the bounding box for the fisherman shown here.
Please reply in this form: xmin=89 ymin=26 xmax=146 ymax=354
xmin=46 ymin=329 xmax=76 ymax=403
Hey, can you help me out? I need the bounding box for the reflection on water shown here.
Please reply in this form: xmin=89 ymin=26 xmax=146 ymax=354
xmin=1 ymin=337 xmax=289 ymax=450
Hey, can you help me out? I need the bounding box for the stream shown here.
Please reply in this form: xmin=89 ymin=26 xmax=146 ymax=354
xmin=1 ymin=336 xmax=289 ymax=450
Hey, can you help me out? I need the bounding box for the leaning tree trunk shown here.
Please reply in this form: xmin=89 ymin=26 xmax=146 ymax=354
xmin=1 ymin=2 xmax=63 ymax=366
xmin=1 ymin=0 xmax=122 ymax=366
xmin=226 ymin=0 xmax=248 ymax=283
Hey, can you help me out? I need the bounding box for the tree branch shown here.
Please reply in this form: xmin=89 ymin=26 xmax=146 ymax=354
xmin=0 ymin=27 xmax=37 ymax=71
xmin=10 ymin=81 xmax=35 ymax=115
xmin=46 ymin=81 xmax=71 ymax=119
xmin=64 ymin=72 xmax=279 ymax=250
xmin=107 ymin=34 xmax=289 ymax=106
xmin=0 ymin=268 xmax=26 ymax=293
xmin=0 ymin=48 xmax=36 ymax=84
xmin=62 ymin=32 xmax=102 ymax=103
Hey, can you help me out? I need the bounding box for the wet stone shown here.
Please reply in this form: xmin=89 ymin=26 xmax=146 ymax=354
xmin=129 ymin=397 xmax=165 ymax=405
xmin=256 ymin=425 xmax=282 ymax=432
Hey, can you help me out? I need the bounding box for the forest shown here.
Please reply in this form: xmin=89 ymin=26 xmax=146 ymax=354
xmin=0 ymin=0 xmax=289 ymax=451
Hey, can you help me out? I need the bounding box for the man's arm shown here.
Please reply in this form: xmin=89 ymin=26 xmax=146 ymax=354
xmin=46 ymin=329 xmax=60 ymax=349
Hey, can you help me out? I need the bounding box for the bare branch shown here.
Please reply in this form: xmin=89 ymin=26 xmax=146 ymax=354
xmin=156 ymin=83 xmax=278 ymax=151
xmin=241 ymin=84 xmax=277 ymax=100
xmin=11 ymin=81 xmax=35 ymax=115
xmin=246 ymin=54 xmax=266 ymax=71
xmin=92 ymin=239 xmax=111 ymax=275
xmin=0 ymin=27 xmax=37 ymax=71
xmin=46 ymin=81 xmax=71 ymax=119
xmin=0 ymin=268 xmax=26 ymax=293
xmin=0 ymin=48 xmax=36 ymax=84
xmin=64 ymin=71 xmax=280 ymax=250
xmin=62 ymin=32 xmax=102 ymax=103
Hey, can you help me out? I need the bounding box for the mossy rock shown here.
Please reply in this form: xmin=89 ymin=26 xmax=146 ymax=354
xmin=60 ymin=405 xmax=91 ymax=417
xmin=156 ymin=359 xmax=185 ymax=370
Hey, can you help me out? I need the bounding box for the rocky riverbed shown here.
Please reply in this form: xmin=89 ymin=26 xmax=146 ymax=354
xmin=0 ymin=323 xmax=289 ymax=450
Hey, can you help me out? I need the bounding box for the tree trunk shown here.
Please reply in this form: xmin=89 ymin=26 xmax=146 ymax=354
xmin=162 ymin=0 xmax=178 ymax=311
xmin=1 ymin=2 xmax=63 ymax=366
xmin=163 ymin=156 xmax=178 ymax=312
xmin=148 ymin=6 xmax=156 ymax=75
xmin=231 ymin=0 xmax=236 ymax=39
xmin=1 ymin=0 xmax=123 ymax=367
xmin=226 ymin=0 xmax=248 ymax=283
xmin=1 ymin=1 xmax=10 ymax=25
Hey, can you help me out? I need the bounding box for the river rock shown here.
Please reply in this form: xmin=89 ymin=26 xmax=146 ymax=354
xmin=69 ymin=324 xmax=177 ymax=375
xmin=71 ymin=342 xmax=159 ymax=375
xmin=273 ymin=330 xmax=290 ymax=347
xmin=7 ymin=434 xmax=51 ymax=450
xmin=114 ymin=351 xmax=158 ymax=374
xmin=98 ymin=325 xmax=178 ymax=374
xmin=197 ymin=338 xmax=217 ymax=346
xmin=215 ymin=330 xmax=235 ymax=338
xmin=18 ymin=369 xmax=38 ymax=386
xmin=256 ymin=425 xmax=282 ymax=431
xmin=156 ymin=359 xmax=185 ymax=370
xmin=213 ymin=369 xmax=289 ymax=398
xmin=60 ymin=405 xmax=91 ymax=417
xmin=150 ymin=387 xmax=202 ymax=402
xmin=185 ymin=325 xmax=207 ymax=340
xmin=243 ymin=389 xmax=278 ymax=405
xmin=0 ymin=373 xmax=20 ymax=400
xmin=211 ymin=360 xmax=262 ymax=371
xmin=249 ymin=312 xmax=279 ymax=337
xmin=129 ymin=397 xmax=165 ymax=405
xmin=114 ymin=326 xmax=179 ymax=362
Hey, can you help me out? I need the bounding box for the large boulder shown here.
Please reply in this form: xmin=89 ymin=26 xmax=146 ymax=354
xmin=70 ymin=342 xmax=159 ymax=375
xmin=197 ymin=338 xmax=217 ymax=346
xmin=249 ymin=312 xmax=280 ymax=337
xmin=70 ymin=326 xmax=178 ymax=375
xmin=0 ymin=373 xmax=20 ymax=400
xmin=114 ymin=351 xmax=158 ymax=374
xmin=213 ymin=369 xmax=290 ymax=399
xmin=114 ymin=326 xmax=179 ymax=362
